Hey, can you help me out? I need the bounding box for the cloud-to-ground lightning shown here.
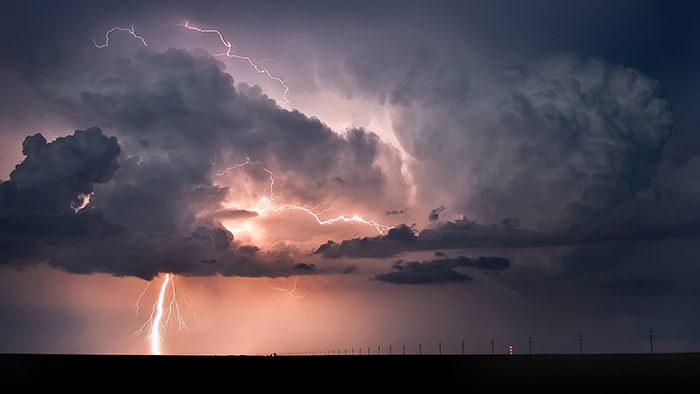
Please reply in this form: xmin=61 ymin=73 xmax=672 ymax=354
xmin=175 ymin=21 xmax=291 ymax=104
xmin=93 ymin=25 xmax=148 ymax=48
xmin=134 ymin=273 xmax=191 ymax=355
xmin=91 ymin=20 xmax=389 ymax=353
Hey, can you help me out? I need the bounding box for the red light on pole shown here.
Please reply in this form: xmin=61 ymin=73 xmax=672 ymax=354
xmin=509 ymin=345 xmax=513 ymax=355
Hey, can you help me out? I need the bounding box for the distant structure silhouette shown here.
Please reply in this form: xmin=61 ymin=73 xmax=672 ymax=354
xmin=491 ymin=339 xmax=495 ymax=355
xmin=439 ymin=342 xmax=442 ymax=355
xmin=528 ymin=337 xmax=534 ymax=355
xmin=648 ymin=329 xmax=655 ymax=354
xmin=462 ymin=340 xmax=466 ymax=355
xmin=578 ymin=334 xmax=584 ymax=354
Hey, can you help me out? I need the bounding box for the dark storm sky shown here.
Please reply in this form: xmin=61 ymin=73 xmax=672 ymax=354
xmin=1 ymin=0 xmax=700 ymax=354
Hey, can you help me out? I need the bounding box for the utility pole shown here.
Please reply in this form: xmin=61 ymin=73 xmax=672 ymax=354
xmin=490 ymin=339 xmax=495 ymax=355
xmin=402 ymin=344 xmax=406 ymax=355
xmin=578 ymin=334 xmax=584 ymax=354
xmin=461 ymin=340 xmax=465 ymax=355
xmin=648 ymin=329 xmax=655 ymax=354
xmin=389 ymin=345 xmax=392 ymax=355
xmin=439 ymin=342 xmax=442 ymax=355
xmin=528 ymin=337 xmax=533 ymax=355
xmin=419 ymin=343 xmax=422 ymax=355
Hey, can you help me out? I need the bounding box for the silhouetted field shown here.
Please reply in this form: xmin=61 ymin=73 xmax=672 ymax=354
xmin=4 ymin=352 xmax=698 ymax=389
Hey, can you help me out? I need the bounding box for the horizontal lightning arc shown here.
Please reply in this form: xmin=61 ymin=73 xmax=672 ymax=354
xmin=258 ymin=201 xmax=392 ymax=235
xmin=215 ymin=157 xmax=393 ymax=235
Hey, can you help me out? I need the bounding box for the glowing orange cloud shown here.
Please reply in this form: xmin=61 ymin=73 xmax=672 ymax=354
xmin=217 ymin=158 xmax=392 ymax=236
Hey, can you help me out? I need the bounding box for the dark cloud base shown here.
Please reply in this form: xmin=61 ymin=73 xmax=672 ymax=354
xmin=374 ymin=255 xmax=510 ymax=285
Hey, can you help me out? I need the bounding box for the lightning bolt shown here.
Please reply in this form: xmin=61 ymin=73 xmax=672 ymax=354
xmin=215 ymin=156 xmax=392 ymax=235
xmin=267 ymin=278 xmax=309 ymax=299
xmin=134 ymin=273 xmax=190 ymax=355
xmin=96 ymin=21 xmax=290 ymax=103
xmin=254 ymin=167 xmax=392 ymax=235
xmin=215 ymin=156 xmax=251 ymax=176
xmin=93 ymin=25 xmax=148 ymax=48
xmin=175 ymin=21 xmax=291 ymax=104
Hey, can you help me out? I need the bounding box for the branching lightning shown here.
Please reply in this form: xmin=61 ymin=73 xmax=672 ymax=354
xmin=216 ymin=156 xmax=392 ymax=235
xmin=134 ymin=273 xmax=191 ymax=355
xmin=255 ymin=167 xmax=391 ymax=235
xmin=90 ymin=19 xmax=391 ymax=354
xmin=96 ymin=22 xmax=290 ymax=103
xmin=267 ymin=278 xmax=310 ymax=299
xmin=176 ymin=21 xmax=291 ymax=104
xmin=93 ymin=25 xmax=148 ymax=48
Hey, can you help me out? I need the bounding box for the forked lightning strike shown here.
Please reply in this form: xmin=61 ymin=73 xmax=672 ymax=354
xmin=91 ymin=20 xmax=389 ymax=354
xmin=134 ymin=273 xmax=190 ymax=355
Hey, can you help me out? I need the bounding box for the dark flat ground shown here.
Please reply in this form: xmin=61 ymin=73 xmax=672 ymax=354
xmin=3 ymin=352 xmax=698 ymax=389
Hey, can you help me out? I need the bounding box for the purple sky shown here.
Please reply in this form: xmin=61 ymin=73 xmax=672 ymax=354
xmin=1 ymin=0 xmax=699 ymax=355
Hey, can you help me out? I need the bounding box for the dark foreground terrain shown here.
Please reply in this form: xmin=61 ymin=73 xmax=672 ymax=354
xmin=3 ymin=352 xmax=698 ymax=389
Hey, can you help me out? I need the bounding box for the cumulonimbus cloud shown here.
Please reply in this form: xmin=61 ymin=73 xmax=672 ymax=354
xmin=0 ymin=48 xmax=410 ymax=280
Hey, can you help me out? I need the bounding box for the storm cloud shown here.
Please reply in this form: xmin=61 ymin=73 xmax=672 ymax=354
xmin=0 ymin=48 xmax=409 ymax=280
xmin=374 ymin=255 xmax=510 ymax=285
xmin=375 ymin=53 xmax=674 ymax=230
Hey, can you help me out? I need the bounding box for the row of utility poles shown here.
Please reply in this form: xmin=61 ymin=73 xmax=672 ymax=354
xmin=292 ymin=329 xmax=657 ymax=356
